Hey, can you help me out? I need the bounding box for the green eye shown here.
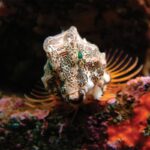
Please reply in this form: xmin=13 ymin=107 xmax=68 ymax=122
xmin=78 ymin=51 xmax=83 ymax=59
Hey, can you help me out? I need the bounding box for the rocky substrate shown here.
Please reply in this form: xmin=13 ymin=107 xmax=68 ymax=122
xmin=0 ymin=76 xmax=150 ymax=150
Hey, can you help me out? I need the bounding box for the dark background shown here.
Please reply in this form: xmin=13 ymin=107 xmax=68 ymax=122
xmin=0 ymin=0 xmax=149 ymax=93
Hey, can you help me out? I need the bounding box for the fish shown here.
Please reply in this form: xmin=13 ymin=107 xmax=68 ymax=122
xmin=24 ymin=49 xmax=143 ymax=108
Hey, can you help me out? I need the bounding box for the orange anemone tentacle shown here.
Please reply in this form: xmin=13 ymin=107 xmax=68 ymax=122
xmin=106 ymin=54 xmax=128 ymax=72
xmin=106 ymin=50 xmax=123 ymax=70
xmin=111 ymin=65 xmax=143 ymax=83
xmin=110 ymin=57 xmax=139 ymax=78
xmin=107 ymin=50 xmax=118 ymax=67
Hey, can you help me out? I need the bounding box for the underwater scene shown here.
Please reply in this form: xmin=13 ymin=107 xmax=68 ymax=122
xmin=0 ymin=0 xmax=150 ymax=150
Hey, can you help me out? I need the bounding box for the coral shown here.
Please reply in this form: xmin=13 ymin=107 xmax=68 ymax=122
xmin=123 ymin=76 xmax=150 ymax=100
xmin=143 ymin=116 xmax=150 ymax=136
xmin=107 ymin=77 xmax=150 ymax=149
xmin=0 ymin=77 xmax=150 ymax=149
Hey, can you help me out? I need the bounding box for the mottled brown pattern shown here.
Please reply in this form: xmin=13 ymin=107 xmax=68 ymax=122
xmin=42 ymin=26 xmax=110 ymax=102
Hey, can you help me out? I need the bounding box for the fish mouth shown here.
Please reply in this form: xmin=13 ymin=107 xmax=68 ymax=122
xmin=66 ymin=93 xmax=84 ymax=104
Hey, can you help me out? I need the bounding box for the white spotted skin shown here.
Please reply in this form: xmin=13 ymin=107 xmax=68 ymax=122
xmin=93 ymin=86 xmax=103 ymax=100
xmin=42 ymin=26 xmax=110 ymax=102
xmin=103 ymin=72 xmax=110 ymax=83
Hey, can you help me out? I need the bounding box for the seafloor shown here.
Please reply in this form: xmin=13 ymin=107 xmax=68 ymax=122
xmin=0 ymin=76 xmax=150 ymax=150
